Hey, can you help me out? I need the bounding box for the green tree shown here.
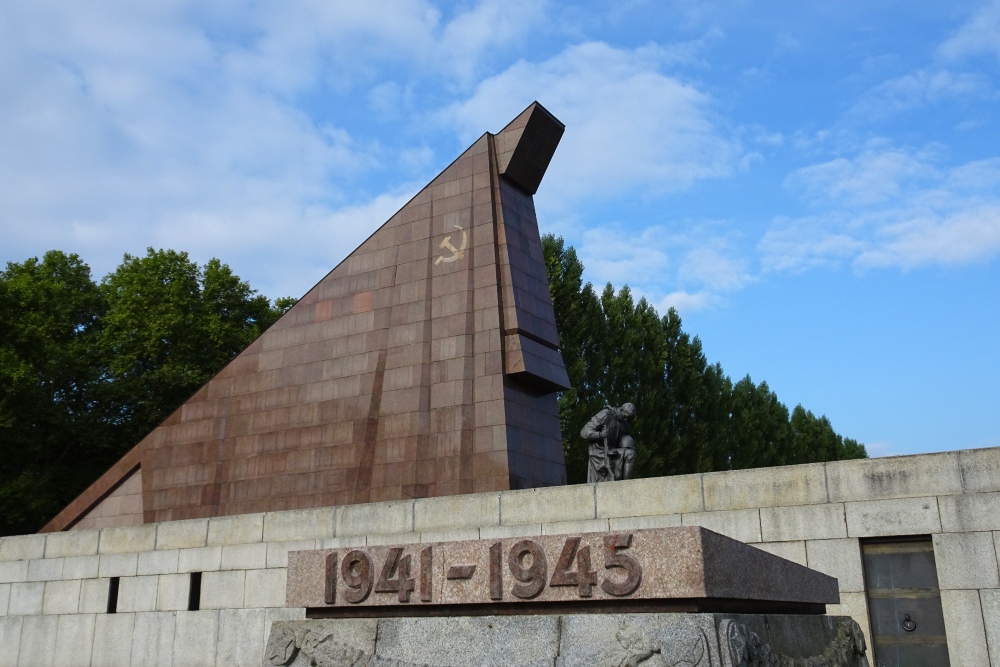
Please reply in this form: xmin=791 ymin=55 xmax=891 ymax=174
xmin=0 ymin=248 xmax=294 ymax=535
xmin=100 ymin=249 xmax=291 ymax=447
xmin=540 ymin=233 xmax=866 ymax=483
xmin=724 ymin=377 xmax=792 ymax=469
xmin=0 ymin=251 xmax=107 ymax=535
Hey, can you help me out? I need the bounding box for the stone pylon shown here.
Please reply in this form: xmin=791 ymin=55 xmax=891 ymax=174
xmin=44 ymin=102 xmax=571 ymax=530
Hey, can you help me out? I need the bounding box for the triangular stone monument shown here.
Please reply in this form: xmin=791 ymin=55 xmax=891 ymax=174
xmin=44 ymin=102 xmax=571 ymax=530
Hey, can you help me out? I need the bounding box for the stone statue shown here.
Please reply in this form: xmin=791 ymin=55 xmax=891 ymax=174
xmin=580 ymin=403 xmax=637 ymax=483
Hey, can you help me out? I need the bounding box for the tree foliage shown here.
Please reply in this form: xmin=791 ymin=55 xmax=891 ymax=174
xmin=1 ymin=240 xmax=865 ymax=534
xmin=542 ymin=235 xmax=867 ymax=483
xmin=0 ymin=249 xmax=294 ymax=535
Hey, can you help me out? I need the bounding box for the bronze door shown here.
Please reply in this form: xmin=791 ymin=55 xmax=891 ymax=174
xmin=862 ymin=539 xmax=950 ymax=667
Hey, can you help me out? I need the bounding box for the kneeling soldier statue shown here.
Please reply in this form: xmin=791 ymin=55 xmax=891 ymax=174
xmin=580 ymin=402 xmax=637 ymax=483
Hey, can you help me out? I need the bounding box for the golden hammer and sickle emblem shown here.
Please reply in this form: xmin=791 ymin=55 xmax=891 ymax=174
xmin=434 ymin=225 xmax=468 ymax=265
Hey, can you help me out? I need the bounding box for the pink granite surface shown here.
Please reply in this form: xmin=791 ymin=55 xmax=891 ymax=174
xmin=286 ymin=526 xmax=839 ymax=610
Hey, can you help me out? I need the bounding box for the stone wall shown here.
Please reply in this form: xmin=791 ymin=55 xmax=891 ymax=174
xmin=2 ymin=446 xmax=1000 ymax=666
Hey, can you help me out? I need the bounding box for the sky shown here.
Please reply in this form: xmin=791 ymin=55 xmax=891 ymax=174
xmin=2 ymin=0 xmax=998 ymax=458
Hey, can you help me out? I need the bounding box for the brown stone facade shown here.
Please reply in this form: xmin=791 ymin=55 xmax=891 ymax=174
xmin=43 ymin=102 xmax=571 ymax=532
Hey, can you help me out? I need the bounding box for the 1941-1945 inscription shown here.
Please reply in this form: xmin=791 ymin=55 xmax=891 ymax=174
xmin=285 ymin=527 xmax=770 ymax=610
xmin=321 ymin=534 xmax=640 ymax=606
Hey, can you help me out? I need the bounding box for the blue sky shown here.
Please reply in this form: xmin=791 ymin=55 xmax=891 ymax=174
xmin=2 ymin=1 xmax=998 ymax=457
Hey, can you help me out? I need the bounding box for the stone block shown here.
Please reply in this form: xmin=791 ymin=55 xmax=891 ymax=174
xmin=137 ymin=549 xmax=179 ymax=575
xmin=981 ymin=589 xmax=1000 ymax=665
xmin=177 ymin=546 xmax=222 ymax=573
xmin=216 ymin=608 xmax=266 ymax=667
xmin=541 ymin=518 xmax=609 ymax=535
xmin=16 ymin=615 xmax=57 ymax=667
xmin=0 ymin=583 xmax=8 ymax=615
xmin=173 ymin=610 xmax=220 ymax=667
xmin=156 ymin=518 xmax=209 ymax=550
xmin=79 ymin=578 xmax=110 ymax=614
xmin=597 ymin=474 xmax=704 ymax=518
xmin=0 ymin=534 xmax=45 ymax=562
xmin=62 ymin=555 xmax=100 ymax=580
xmin=479 ymin=523 xmax=542 ymax=539
xmin=805 ymin=538 xmax=864 ymax=592
xmin=98 ymin=524 xmax=157 ymax=554
xmin=91 ymin=613 xmax=134 ymax=667
xmin=608 ymin=513 xmax=682 ymax=531
xmin=419 ymin=527 xmax=480 ymax=543
xmin=0 ymin=617 xmax=23 ymax=667
xmin=244 ymin=568 xmax=285 ymax=609
xmin=53 ymin=613 xmax=95 ymax=667
xmin=941 ymin=589 xmax=990 ymax=667
xmin=337 ymin=501 xmax=413 ymax=537
xmin=753 ymin=541 xmax=808 ymax=566
xmin=367 ymin=531 xmax=421 ymax=546
xmin=221 ymin=542 xmax=268 ymax=570
xmin=156 ymin=572 xmax=191 ymax=611
xmin=414 ymin=493 xmax=499 ymax=532
xmin=27 ymin=558 xmax=63 ymax=582
xmin=265 ymin=606 xmax=306 ymax=627
xmin=934 ymin=532 xmax=1000 ymax=589
xmin=207 ymin=512 xmax=264 ymax=546
xmin=760 ymin=503 xmax=848 ymax=542
xmin=558 ymin=613 xmax=719 ymax=666
xmin=263 ymin=507 xmax=336 ymax=542
xmin=681 ymin=509 xmax=762 ymax=543
xmin=939 ymin=491 xmax=1000 ymax=533
xmin=287 ymin=526 xmax=839 ymax=610
xmin=703 ymin=463 xmax=828 ymax=511
xmin=960 ymin=446 xmax=1000 ymax=493
xmin=130 ymin=611 xmax=175 ymax=667
xmin=825 ymin=591 xmax=872 ymax=661
xmin=8 ymin=582 xmax=44 ymax=615
xmin=0 ymin=560 xmax=28 ymax=584
xmin=116 ymin=575 xmax=159 ymax=613
xmin=266 ymin=613 xmax=868 ymax=667
xmin=42 ymin=579 xmax=81 ymax=615
xmin=44 ymin=530 xmax=99 ymax=558
xmin=317 ymin=536 xmax=369 ymax=551
xmin=378 ymin=616 xmax=561 ymax=666
xmin=266 ymin=540 xmax=318 ymax=568
xmin=98 ymin=553 xmax=138 ymax=578
xmin=500 ymin=484 xmax=596 ymax=525
xmin=844 ymin=496 xmax=941 ymax=537
xmin=827 ymin=451 xmax=962 ymax=502
xmin=201 ymin=569 xmax=245 ymax=609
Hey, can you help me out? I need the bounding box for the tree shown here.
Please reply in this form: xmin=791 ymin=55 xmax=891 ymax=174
xmin=0 ymin=251 xmax=107 ymax=535
xmin=100 ymin=249 xmax=291 ymax=448
xmin=540 ymin=234 xmax=867 ymax=483
xmin=0 ymin=248 xmax=294 ymax=535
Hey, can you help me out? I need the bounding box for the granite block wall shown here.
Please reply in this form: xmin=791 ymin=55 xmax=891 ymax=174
xmin=3 ymin=446 xmax=1000 ymax=666
xmin=42 ymin=103 xmax=570 ymax=533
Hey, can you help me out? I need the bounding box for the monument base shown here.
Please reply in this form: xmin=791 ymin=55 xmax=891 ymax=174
xmin=265 ymin=613 xmax=869 ymax=667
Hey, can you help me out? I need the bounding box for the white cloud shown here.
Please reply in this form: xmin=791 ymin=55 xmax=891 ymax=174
xmin=856 ymin=203 xmax=1000 ymax=270
xmin=577 ymin=222 xmax=750 ymax=316
xmin=850 ymin=69 xmax=991 ymax=118
xmin=938 ymin=0 xmax=1000 ymax=62
xmin=657 ymin=291 xmax=715 ymax=314
xmin=763 ymin=150 xmax=1000 ymax=273
xmin=447 ymin=42 xmax=742 ymax=208
xmin=784 ymin=145 xmax=941 ymax=206
xmin=0 ymin=0 xmax=544 ymax=297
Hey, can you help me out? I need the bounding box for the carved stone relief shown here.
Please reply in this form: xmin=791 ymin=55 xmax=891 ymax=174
xmin=722 ymin=618 xmax=869 ymax=667
xmin=265 ymin=614 xmax=869 ymax=667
